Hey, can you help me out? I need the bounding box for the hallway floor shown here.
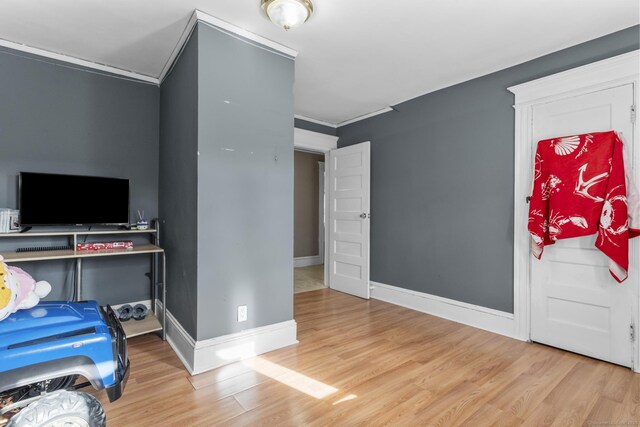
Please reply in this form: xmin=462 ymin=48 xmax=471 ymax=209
xmin=294 ymin=264 xmax=325 ymax=294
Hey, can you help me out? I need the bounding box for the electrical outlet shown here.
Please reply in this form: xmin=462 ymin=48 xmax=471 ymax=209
xmin=237 ymin=305 xmax=247 ymax=322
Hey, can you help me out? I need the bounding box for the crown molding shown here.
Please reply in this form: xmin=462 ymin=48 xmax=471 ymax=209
xmin=296 ymin=107 xmax=396 ymax=130
xmin=157 ymin=10 xmax=199 ymax=84
xmin=338 ymin=107 xmax=393 ymax=127
xmin=0 ymin=9 xmax=299 ymax=87
xmin=159 ymin=10 xmax=298 ymax=84
xmin=195 ymin=10 xmax=298 ymax=58
xmin=294 ymin=114 xmax=338 ymax=129
xmin=0 ymin=38 xmax=159 ymax=84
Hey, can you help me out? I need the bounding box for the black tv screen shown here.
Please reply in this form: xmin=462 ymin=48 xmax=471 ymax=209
xmin=19 ymin=172 xmax=130 ymax=226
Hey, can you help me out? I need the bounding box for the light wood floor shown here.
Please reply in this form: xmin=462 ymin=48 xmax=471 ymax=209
xmin=94 ymin=289 xmax=639 ymax=426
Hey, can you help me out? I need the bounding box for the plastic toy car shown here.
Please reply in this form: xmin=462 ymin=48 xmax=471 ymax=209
xmin=0 ymin=301 xmax=129 ymax=427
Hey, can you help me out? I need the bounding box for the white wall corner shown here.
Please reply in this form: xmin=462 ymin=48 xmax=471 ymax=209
xmin=294 ymin=128 xmax=338 ymax=153
xmin=158 ymin=300 xmax=298 ymax=375
xmin=369 ymin=281 xmax=521 ymax=341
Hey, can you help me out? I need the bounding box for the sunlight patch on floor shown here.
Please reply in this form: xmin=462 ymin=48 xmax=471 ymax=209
xmin=243 ymin=356 xmax=339 ymax=399
xmin=333 ymin=394 xmax=358 ymax=405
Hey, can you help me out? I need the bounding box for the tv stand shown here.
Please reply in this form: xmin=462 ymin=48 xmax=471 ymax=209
xmin=0 ymin=222 xmax=166 ymax=340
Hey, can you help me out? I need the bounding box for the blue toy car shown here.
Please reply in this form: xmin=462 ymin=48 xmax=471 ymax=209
xmin=0 ymin=301 xmax=129 ymax=427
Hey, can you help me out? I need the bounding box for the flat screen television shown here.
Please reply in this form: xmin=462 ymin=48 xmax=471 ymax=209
xmin=19 ymin=172 xmax=130 ymax=226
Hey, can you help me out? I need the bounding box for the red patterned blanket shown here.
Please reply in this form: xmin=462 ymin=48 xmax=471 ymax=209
xmin=528 ymin=131 xmax=640 ymax=282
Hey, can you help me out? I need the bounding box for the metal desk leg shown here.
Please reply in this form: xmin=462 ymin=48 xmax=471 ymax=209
xmin=151 ymin=253 xmax=156 ymax=306
xmin=75 ymin=258 xmax=82 ymax=301
xmin=162 ymin=251 xmax=167 ymax=341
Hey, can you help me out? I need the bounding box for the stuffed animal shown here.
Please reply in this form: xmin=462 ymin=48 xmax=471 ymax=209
xmin=0 ymin=255 xmax=51 ymax=321
xmin=0 ymin=256 xmax=19 ymax=321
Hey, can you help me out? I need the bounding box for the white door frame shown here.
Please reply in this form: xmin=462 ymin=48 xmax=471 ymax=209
xmin=318 ymin=161 xmax=325 ymax=266
xmin=508 ymin=50 xmax=640 ymax=371
xmin=293 ymin=127 xmax=338 ymax=287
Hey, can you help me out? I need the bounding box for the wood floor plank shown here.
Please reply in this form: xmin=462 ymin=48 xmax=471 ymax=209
xmin=602 ymin=364 xmax=635 ymax=403
xmin=487 ymin=354 xmax=579 ymax=421
xmin=584 ymin=397 xmax=622 ymax=426
xmin=618 ymin=374 xmax=640 ymax=423
xmin=192 ymin=370 xmax=271 ymax=401
xmin=362 ymin=387 xmax=436 ymax=427
xmin=188 ymin=361 xmax=257 ymax=390
xmin=520 ymin=360 xmax=612 ymax=427
xmin=67 ymin=288 xmax=640 ymax=426
xmin=458 ymin=403 xmax=518 ymax=427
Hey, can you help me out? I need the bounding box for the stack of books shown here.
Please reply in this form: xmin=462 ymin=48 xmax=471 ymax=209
xmin=0 ymin=209 xmax=20 ymax=233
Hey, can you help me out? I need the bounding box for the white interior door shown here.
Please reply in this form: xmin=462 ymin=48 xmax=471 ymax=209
xmin=328 ymin=142 xmax=370 ymax=299
xmin=530 ymin=84 xmax=636 ymax=367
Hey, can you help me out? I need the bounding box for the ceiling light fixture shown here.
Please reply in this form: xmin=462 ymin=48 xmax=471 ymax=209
xmin=261 ymin=0 xmax=314 ymax=31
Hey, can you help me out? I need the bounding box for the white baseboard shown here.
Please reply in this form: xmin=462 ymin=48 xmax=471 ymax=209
xmin=370 ymin=281 xmax=522 ymax=340
xmin=166 ymin=309 xmax=197 ymax=374
xmin=192 ymin=319 xmax=298 ymax=375
xmin=294 ymin=256 xmax=323 ymax=268
xmin=154 ymin=300 xmax=196 ymax=374
xmin=157 ymin=301 xmax=298 ymax=375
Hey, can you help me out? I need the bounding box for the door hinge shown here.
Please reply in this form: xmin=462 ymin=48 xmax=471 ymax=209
xmin=631 ymin=323 xmax=635 ymax=342
xmin=632 ymin=105 xmax=637 ymax=124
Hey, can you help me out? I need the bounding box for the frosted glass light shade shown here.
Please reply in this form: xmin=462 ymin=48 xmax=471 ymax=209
xmin=261 ymin=0 xmax=313 ymax=30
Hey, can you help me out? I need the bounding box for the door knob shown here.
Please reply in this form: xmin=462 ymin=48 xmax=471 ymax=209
xmin=360 ymin=213 xmax=367 ymax=219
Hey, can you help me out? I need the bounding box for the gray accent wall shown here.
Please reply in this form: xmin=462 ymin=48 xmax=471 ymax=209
xmin=196 ymin=23 xmax=294 ymax=341
xmin=0 ymin=47 xmax=159 ymax=305
xmin=338 ymin=25 xmax=640 ymax=313
xmin=159 ymin=23 xmax=295 ymax=341
xmin=159 ymin=30 xmax=200 ymax=338
xmin=295 ymin=118 xmax=337 ymax=136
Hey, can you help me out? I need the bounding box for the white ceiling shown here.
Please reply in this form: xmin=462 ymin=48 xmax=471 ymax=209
xmin=0 ymin=0 xmax=637 ymax=126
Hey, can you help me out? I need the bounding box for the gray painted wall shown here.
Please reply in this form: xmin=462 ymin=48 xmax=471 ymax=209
xmin=294 ymin=151 xmax=324 ymax=258
xmin=0 ymin=47 xmax=159 ymax=305
xmin=338 ymin=25 xmax=640 ymax=313
xmin=196 ymin=23 xmax=295 ymax=341
xmin=295 ymin=118 xmax=337 ymax=136
xmin=159 ymin=30 xmax=200 ymax=338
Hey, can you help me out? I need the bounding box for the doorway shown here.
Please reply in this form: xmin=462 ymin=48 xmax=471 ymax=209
xmin=509 ymin=51 xmax=640 ymax=370
xmin=529 ymin=84 xmax=635 ymax=367
xmin=294 ymin=149 xmax=326 ymax=294
xmin=292 ymin=128 xmax=371 ymax=300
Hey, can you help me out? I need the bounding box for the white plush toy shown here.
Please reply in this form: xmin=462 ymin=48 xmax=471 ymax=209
xmin=0 ymin=255 xmax=51 ymax=321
